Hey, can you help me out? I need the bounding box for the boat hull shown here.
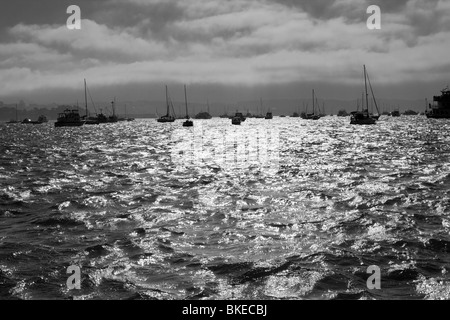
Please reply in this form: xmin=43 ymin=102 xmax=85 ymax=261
xmin=232 ymin=117 xmax=241 ymax=125
xmin=350 ymin=118 xmax=376 ymax=125
xmin=55 ymin=122 xmax=85 ymax=127
xmin=425 ymin=112 xmax=450 ymax=119
xmin=157 ymin=119 xmax=175 ymax=123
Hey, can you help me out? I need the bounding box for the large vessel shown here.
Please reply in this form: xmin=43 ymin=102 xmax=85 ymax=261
xmin=426 ymin=87 xmax=450 ymax=118
xmin=55 ymin=109 xmax=85 ymax=127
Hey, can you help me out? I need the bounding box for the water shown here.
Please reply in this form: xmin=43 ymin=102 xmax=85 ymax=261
xmin=1 ymin=116 xmax=450 ymax=300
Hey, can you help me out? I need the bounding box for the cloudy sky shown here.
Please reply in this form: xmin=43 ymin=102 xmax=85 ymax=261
xmin=0 ymin=0 xmax=449 ymax=104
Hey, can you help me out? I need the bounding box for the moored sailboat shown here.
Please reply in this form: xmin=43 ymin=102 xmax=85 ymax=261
xmin=302 ymin=89 xmax=320 ymax=120
xmin=350 ymin=65 xmax=377 ymax=125
xmin=6 ymin=104 xmax=20 ymax=124
xmin=182 ymin=85 xmax=193 ymax=127
xmin=157 ymin=85 xmax=176 ymax=123
xmin=157 ymin=86 xmax=175 ymax=123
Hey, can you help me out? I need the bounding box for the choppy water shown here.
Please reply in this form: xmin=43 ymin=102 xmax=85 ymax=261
xmin=1 ymin=116 xmax=450 ymax=300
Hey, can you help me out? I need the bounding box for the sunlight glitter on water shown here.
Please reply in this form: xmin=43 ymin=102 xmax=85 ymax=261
xmin=1 ymin=116 xmax=450 ymax=300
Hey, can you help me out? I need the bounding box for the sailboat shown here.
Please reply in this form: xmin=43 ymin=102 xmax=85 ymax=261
xmin=263 ymin=99 xmax=273 ymax=119
xmin=6 ymin=104 xmax=19 ymax=124
xmin=253 ymin=99 xmax=265 ymax=118
xmin=81 ymin=79 xmax=109 ymax=124
xmin=365 ymin=66 xmax=381 ymax=120
xmin=157 ymin=85 xmax=176 ymax=123
xmin=303 ymin=90 xmax=320 ymax=120
xmin=182 ymin=85 xmax=193 ymax=127
xmin=124 ymin=105 xmax=135 ymax=121
xmin=107 ymin=98 xmax=119 ymax=123
xmin=81 ymin=80 xmax=100 ymax=125
xmin=219 ymin=106 xmax=229 ymax=118
xmin=292 ymin=103 xmax=300 ymax=117
xmin=350 ymin=65 xmax=377 ymax=125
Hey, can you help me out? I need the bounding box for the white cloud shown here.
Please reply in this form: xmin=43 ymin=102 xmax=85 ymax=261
xmin=0 ymin=0 xmax=449 ymax=99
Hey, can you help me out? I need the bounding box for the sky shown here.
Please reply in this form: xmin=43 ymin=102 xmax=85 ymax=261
xmin=0 ymin=0 xmax=449 ymax=105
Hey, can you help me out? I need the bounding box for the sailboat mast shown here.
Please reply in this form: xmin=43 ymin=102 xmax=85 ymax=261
xmin=312 ymin=89 xmax=315 ymax=115
xmin=364 ymin=65 xmax=369 ymax=112
xmin=15 ymin=104 xmax=18 ymax=121
xmin=366 ymin=70 xmax=380 ymax=115
xmin=184 ymin=85 xmax=188 ymax=118
xmin=361 ymin=92 xmax=364 ymax=111
xmin=165 ymin=85 xmax=169 ymax=116
xmin=84 ymin=79 xmax=88 ymax=117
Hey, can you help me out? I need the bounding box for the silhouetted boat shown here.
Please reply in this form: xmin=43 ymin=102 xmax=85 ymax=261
xmin=219 ymin=111 xmax=229 ymax=118
xmin=337 ymin=109 xmax=349 ymax=117
xmin=195 ymin=100 xmax=213 ymax=119
xmin=6 ymin=104 xmax=19 ymax=123
xmin=350 ymin=65 xmax=377 ymax=125
xmin=403 ymin=109 xmax=418 ymax=115
xmin=232 ymin=116 xmax=241 ymax=125
xmin=80 ymin=79 xmax=106 ymax=125
xmin=391 ymin=110 xmax=400 ymax=117
xmin=55 ymin=109 xmax=85 ymax=127
xmin=302 ymin=89 xmax=320 ymax=120
xmin=22 ymin=115 xmax=48 ymax=124
xmin=107 ymin=98 xmax=119 ymax=123
xmin=123 ymin=105 xmax=135 ymax=121
xmin=158 ymin=86 xmax=176 ymax=123
xmin=357 ymin=66 xmax=381 ymax=120
xmin=233 ymin=111 xmax=246 ymax=122
xmin=426 ymin=86 xmax=450 ymax=118
xmin=31 ymin=115 xmax=48 ymax=124
xmin=194 ymin=111 xmax=212 ymax=119
xmin=182 ymin=85 xmax=193 ymax=127
xmin=262 ymin=98 xmax=273 ymax=120
xmin=350 ymin=110 xmax=376 ymax=125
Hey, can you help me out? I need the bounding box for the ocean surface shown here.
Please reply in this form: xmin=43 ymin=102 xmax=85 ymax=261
xmin=1 ymin=116 xmax=450 ymax=300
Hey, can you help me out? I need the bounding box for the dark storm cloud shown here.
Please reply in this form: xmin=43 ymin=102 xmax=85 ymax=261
xmin=0 ymin=0 xmax=449 ymax=102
